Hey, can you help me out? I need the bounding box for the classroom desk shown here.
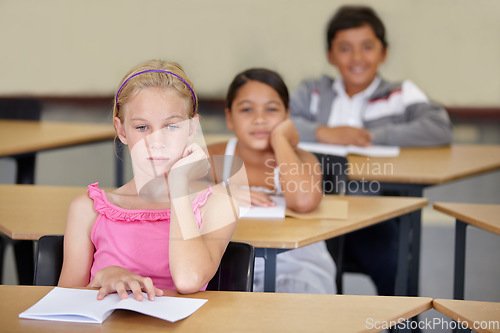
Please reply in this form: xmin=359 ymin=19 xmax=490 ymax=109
xmin=3 ymin=285 xmax=433 ymax=333
xmin=0 ymin=119 xmax=119 ymax=185
xmin=203 ymin=140 xmax=500 ymax=295
xmin=433 ymin=299 xmax=500 ymax=333
xmin=232 ymin=195 xmax=427 ymax=294
xmin=0 ymin=120 xmax=119 ymax=285
xmin=432 ymin=202 xmax=500 ymax=300
xmin=346 ymin=144 xmax=500 ymax=299
xmin=202 ymin=141 xmax=500 ymax=187
xmin=0 ymin=184 xmax=427 ymax=296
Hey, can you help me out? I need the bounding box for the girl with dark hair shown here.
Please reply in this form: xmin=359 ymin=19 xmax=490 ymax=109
xmin=208 ymin=68 xmax=336 ymax=294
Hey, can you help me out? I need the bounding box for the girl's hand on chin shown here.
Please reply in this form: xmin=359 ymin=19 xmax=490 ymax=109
xmin=88 ymin=266 xmax=163 ymax=301
xmin=169 ymin=143 xmax=210 ymax=182
xmin=271 ymin=119 xmax=299 ymax=148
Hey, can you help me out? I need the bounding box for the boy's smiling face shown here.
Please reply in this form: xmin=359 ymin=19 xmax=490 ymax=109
xmin=327 ymin=24 xmax=387 ymax=97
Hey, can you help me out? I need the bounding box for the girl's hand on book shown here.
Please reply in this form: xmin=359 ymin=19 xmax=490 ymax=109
xmin=249 ymin=190 xmax=276 ymax=207
xmin=89 ymin=266 xmax=164 ymax=301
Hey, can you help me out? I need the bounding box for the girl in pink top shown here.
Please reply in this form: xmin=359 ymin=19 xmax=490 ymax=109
xmin=58 ymin=60 xmax=238 ymax=301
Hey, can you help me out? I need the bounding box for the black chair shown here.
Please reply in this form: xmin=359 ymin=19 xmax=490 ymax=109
xmin=33 ymin=235 xmax=64 ymax=286
xmin=0 ymin=98 xmax=42 ymax=285
xmin=314 ymin=153 xmax=367 ymax=294
xmin=206 ymin=241 xmax=255 ymax=292
xmin=34 ymin=235 xmax=255 ymax=292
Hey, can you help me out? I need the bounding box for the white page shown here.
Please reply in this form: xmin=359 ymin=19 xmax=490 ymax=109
xmin=239 ymin=195 xmax=286 ymax=219
xmin=298 ymin=142 xmax=348 ymax=156
xmin=19 ymin=287 xmax=207 ymax=324
xmin=298 ymin=142 xmax=400 ymax=157
xmin=346 ymin=145 xmax=400 ymax=157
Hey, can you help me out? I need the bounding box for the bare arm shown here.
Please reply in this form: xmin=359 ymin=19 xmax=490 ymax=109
xmin=58 ymin=193 xmax=97 ymax=287
xmin=168 ymin=144 xmax=238 ymax=294
xmin=271 ymin=119 xmax=323 ymax=213
xmin=315 ymin=126 xmax=373 ymax=146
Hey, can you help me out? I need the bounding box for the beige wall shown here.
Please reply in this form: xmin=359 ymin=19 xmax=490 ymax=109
xmin=0 ymin=0 xmax=499 ymax=106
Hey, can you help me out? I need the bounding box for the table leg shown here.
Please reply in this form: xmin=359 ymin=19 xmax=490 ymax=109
xmin=380 ymin=183 xmax=425 ymax=297
xmin=255 ymin=248 xmax=289 ymax=292
xmin=0 ymin=234 xmax=5 ymax=283
xmin=13 ymin=154 xmax=37 ymax=285
xmin=453 ymin=220 xmax=468 ymax=300
xmin=408 ymin=210 xmax=422 ymax=297
xmin=15 ymin=154 xmax=36 ymax=184
xmin=405 ymin=186 xmax=424 ymax=298
xmin=395 ymin=213 xmax=410 ymax=296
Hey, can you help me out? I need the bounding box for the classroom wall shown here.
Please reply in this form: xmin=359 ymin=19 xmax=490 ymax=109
xmin=0 ymin=0 xmax=499 ymax=106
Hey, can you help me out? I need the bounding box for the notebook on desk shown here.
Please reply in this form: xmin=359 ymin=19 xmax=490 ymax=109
xmin=19 ymin=287 xmax=207 ymax=324
xmin=298 ymin=142 xmax=400 ymax=157
xmin=239 ymin=195 xmax=348 ymax=220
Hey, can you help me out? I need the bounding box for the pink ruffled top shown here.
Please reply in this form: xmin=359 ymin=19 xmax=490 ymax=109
xmin=88 ymin=182 xmax=212 ymax=290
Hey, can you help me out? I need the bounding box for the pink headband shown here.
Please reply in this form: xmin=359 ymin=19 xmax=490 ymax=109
xmin=115 ymin=69 xmax=197 ymax=115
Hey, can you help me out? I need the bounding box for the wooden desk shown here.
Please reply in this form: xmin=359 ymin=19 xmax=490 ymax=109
xmin=0 ymin=119 xmax=116 ymax=157
xmin=0 ymin=119 xmax=118 ymax=184
xmin=0 ymin=185 xmax=86 ymax=240
xmin=347 ymin=144 xmax=500 ymax=185
xmin=349 ymin=144 xmax=500 ymax=299
xmin=0 ymin=184 xmax=427 ymax=295
xmin=433 ymin=202 xmax=500 ymax=300
xmin=233 ymin=195 xmax=427 ymax=294
xmin=0 ymin=120 xmax=118 ymax=284
xmin=433 ymin=299 xmax=500 ymax=333
xmin=199 ymin=142 xmax=500 ymax=187
xmin=3 ymin=285 xmax=432 ymax=333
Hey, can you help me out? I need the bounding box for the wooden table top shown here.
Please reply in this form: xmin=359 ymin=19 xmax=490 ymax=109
xmin=433 ymin=202 xmax=500 ymax=235
xmin=232 ymin=195 xmax=427 ymax=249
xmin=205 ymin=137 xmax=500 ymax=186
xmin=4 ymin=285 xmax=432 ymax=333
xmin=433 ymin=299 xmax=500 ymax=333
xmin=0 ymin=185 xmax=87 ymax=239
xmin=0 ymin=119 xmax=116 ymax=157
xmin=347 ymin=144 xmax=500 ymax=184
xmin=0 ymin=185 xmax=427 ymax=244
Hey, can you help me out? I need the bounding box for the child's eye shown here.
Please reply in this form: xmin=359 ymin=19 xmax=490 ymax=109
xmin=166 ymin=124 xmax=179 ymax=130
xmin=136 ymin=125 xmax=148 ymax=131
xmin=267 ymin=108 xmax=278 ymax=112
xmin=240 ymin=108 xmax=252 ymax=113
xmin=363 ymin=44 xmax=373 ymax=51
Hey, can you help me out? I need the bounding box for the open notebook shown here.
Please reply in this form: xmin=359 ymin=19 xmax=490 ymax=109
xmin=19 ymin=287 xmax=207 ymax=324
xmin=298 ymin=142 xmax=400 ymax=157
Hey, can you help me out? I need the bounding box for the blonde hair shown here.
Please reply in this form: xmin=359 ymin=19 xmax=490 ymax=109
xmin=113 ymin=60 xmax=198 ymax=125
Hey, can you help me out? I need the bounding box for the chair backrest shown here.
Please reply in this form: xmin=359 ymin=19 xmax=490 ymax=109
xmin=206 ymin=241 xmax=255 ymax=292
xmin=33 ymin=235 xmax=64 ymax=286
xmin=314 ymin=153 xmax=349 ymax=195
xmin=34 ymin=236 xmax=255 ymax=292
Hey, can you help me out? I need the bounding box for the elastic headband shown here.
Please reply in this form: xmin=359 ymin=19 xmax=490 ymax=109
xmin=115 ymin=69 xmax=197 ymax=115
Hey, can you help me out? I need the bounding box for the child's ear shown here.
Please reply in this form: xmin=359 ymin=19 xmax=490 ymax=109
xmin=285 ymin=108 xmax=290 ymax=118
xmin=380 ymin=47 xmax=388 ymax=63
xmin=114 ymin=117 xmax=128 ymax=145
xmin=187 ymin=115 xmax=200 ymax=141
xmin=326 ymin=48 xmax=337 ymax=67
xmin=224 ymin=108 xmax=234 ymax=131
